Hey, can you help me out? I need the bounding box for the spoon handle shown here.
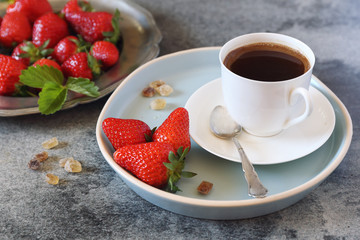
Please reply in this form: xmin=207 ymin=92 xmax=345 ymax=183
xmin=232 ymin=137 xmax=268 ymax=198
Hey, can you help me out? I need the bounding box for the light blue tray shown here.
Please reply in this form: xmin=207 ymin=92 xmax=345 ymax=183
xmin=96 ymin=47 xmax=352 ymax=219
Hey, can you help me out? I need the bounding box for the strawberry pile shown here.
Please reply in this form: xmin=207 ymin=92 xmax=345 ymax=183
xmin=0 ymin=0 xmax=122 ymax=115
xmin=102 ymin=107 xmax=196 ymax=193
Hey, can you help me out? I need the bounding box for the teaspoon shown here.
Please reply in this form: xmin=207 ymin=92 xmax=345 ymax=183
xmin=209 ymin=105 xmax=268 ymax=198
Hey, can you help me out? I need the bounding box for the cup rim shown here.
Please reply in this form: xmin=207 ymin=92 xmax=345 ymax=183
xmin=219 ymin=32 xmax=315 ymax=84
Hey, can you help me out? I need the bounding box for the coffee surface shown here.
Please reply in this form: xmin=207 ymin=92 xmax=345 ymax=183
xmin=224 ymin=43 xmax=310 ymax=81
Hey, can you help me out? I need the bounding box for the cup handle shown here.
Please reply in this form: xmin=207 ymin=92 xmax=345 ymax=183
xmin=283 ymin=87 xmax=313 ymax=129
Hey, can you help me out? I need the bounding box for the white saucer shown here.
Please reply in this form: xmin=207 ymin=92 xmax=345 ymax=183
xmin=185 ymin=77 xmax=336 ymax=165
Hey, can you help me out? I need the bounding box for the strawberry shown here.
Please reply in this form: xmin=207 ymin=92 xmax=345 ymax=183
xmin=114 ymin=142 xmax=174 ymax=188
xmin=65 ymin=10 xmax=118 ymax=43
xmin=61 ymin=0 xmax=93 ymax=14
xmin=32 ymin=12 xmax=69 ymax=48
xmin=11 ymin=42 xmax=30 ymax=65
xmin=102 ymin=118 xmax=152 ymax=150
xmin=0 ymin=12 xmax=31 ymax=48
xmin=33 ymin=58 xmax=61 ymax=71
xmin=52 ymin=36 xmax=78 ymax=64
xmin=61 ymin=0 xmax=83 ymax=14
xmin=90 ymin=41 xmax=119 ymax=69
xmin=153 ymin=107 xmax=191 ymax=151
xmin=61 ymin=52 xmax=100 ymax=80
xmin=0 ymin=54 xmax=27 ymax=95
xmin=6 ymin=0 xmax=52 ymax=23
xmin=114 ymin=142 xmax=195 ymax=192
xmin=52 ymin=36 xmax=90 ymax=64
xmin=11 ymin=40 xmax=54 ymax=66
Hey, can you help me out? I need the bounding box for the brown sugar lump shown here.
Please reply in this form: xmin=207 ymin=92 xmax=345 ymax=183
xmin=64 ymin=158 xmax=82 ymax=173
xmin=197 ymin=181 xmax=213 ymax=195
xmin=150 ymin=98 xmax=166 ymax=110
xmin=42 ymin=137 xmax=59 ymax=149
xmin=149 ymin=80 xmax=165 ymax=89
xmin=45 ymin=173 xmax=59 ymax=185
xmin=28 ymin=158 xmax=41 ymax=170
xmin=35 ymin=151 xmax=49 ymax=162
xmin=142 ymin=87 xmax=156 ymax=97
xmin=59 ymin=157 xmax=73 ymax=167
xmin=155 ymin=84 xmax=173 ymax=96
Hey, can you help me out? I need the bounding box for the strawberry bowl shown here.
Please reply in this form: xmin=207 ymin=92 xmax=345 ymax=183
xmin=0 ymin=0 xmax=161 ymax=116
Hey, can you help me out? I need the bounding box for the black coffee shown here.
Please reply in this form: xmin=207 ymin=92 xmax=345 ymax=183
xmin=223 ymin=43 xmax=310 ymax=81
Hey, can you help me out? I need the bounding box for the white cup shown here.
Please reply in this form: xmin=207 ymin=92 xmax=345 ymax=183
xmin=219 ymin=33 xmax=315 ymax=137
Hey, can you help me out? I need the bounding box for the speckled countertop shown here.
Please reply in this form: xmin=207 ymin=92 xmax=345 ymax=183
xmin=1 ymin=0 xmax=359 ymax=239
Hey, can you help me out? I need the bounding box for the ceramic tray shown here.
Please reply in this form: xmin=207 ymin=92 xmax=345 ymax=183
xmin=0 ymin=0 xmax=162 ymax=116
xmin=96 ymin=47 xmax=352 ymax=219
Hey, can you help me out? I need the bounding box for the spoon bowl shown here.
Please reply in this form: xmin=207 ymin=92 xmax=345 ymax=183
xmin=210 ymin=105 xmax=242 ymax=138
xmin=209 ymin=105 xmax=268 ymax=198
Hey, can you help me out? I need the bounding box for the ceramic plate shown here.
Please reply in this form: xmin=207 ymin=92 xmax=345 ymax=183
xmin=0 ymin=0 xmax=162 ymax=116
xmin=185 ymin=78 xmax=336 ymax=165
xmin=96 ymin=47 xmax=352 ymax=219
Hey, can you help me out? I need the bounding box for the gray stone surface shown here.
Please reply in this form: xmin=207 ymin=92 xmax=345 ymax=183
xmin=1 ymin=0 xmax=359 ymax=239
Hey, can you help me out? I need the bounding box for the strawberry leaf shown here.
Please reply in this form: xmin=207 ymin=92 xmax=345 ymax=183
xmin=13 ymin=84 xmax=37 ymax=97
xmin=87 ymin=53 xmax=102 ymax=77
xmin=144 ymin=133 xmax=152 ymax=142
xmin=79 ymin=1 xmax=95 ymax=12
xmin=163 ymin=162 xmax=175 ymax=171
xmin=168 ymin=151 xmax=177 ymax=164
xmin=163 ymin=147 xmax=196 ymax=193
xmin=103 ymin=9 xmax=121 ymax=44
xmin=19 ymin=40 xmax=53 ymax=64
xmin=38 ymin=81 xmax=68 ymax=115
xmin=66 ymin=77 xmax=100 ymax=97
xmin=177 ymin=146 xmax=184 ymax=156
xmin=1 ymin=0 xmax=15 ymax=4
xmin=20 ymin=65 xmax=100 ymax=115
xmin=20 ymin=65 xmax=64 ymax=88
xmin=181 ymin=171 xmax=197 ymax=178
xmin=70 ymin=35 xmax=91 ymax=52
xmin=40 ymin=48 xmax=54 ymax=56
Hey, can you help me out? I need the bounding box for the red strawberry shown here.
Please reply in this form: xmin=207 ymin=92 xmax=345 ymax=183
xmin=11 ymin=40 xmax=54 ymax=66
xmin=114 ymin=142 xmax=175 ymax=188
xmin=0 ymin=54 xmax=27 ymax=96
xmin=0 ymin=12 xmax=31 ymax=48
xmin=65 ymin=11 xmax=114 ymax=43
xmin=153 ymin=107 xmax=191 ymax=151
xmin=61 ymin=52 xmax=97 ymax=80
xmin=52 ymin=36 xmax=90 ymax=64
xmin=32 ymin=12 xmax=69 ymax=48
xmin=102 ymin=118 xmax=152 ymax=150
xmin=6 ymin=0 xmax=52 ymax=23
xmin=114 ymin=143 xmax=195 ymax=192
xmin=61 ymin=0 xmax=94 ymax=14
xmin=90 ymin=41 xmax=119 ymax=69
xmin=52 ymin=36 xmax=79 ymax=64
xmin=33 ymin=58 xmax=61 ymax=71
xmin=12 ymin=42 xmax=30 ymax=66
xmin=61 ymin=0 xmax=83 ymax=14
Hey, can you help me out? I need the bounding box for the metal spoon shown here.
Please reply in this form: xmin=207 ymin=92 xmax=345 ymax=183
xmin=209 ymin=105 xmax=268 ymax=198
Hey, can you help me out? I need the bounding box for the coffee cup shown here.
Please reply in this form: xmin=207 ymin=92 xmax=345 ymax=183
xmin=219 ymin=33 xmax=315 ymax=137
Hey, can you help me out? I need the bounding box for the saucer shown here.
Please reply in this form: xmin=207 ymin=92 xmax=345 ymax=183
xmin=185 ymin=78 xmax=336 ymax=165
